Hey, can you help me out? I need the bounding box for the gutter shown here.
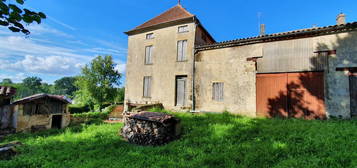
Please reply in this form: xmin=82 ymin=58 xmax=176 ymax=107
xmin=191 ymin=18 xmax=198 ymax=112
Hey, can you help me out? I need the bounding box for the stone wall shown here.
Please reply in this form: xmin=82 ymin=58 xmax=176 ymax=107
xmin=195 ymin=44 xmax=261 ymax=116
xmin=15 ymin=104 xmax=70 ymax=132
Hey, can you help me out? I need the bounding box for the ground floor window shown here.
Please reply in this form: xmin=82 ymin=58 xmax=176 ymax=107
xmin=143 ymin=76 xmax=152 ymax=98
xmin=212 ymin=82 xmax=224 ymax=102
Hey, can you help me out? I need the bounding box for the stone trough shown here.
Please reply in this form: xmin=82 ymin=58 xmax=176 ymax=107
xmin=121 ymin=112 xmax=181 ymax=146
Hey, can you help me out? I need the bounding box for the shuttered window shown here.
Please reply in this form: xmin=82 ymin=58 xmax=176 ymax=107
xmin=143 ymin=76 xmax=152 ymax=98
xmin=145 ymin=46 xmax=153 ymax=64
xmin=178 ymin=25 xmax=189 ymax=33
xmin=177 ymin=40 xmax=187 ymax=61
xmin=212 ymin=82 xmax=224 ymax=101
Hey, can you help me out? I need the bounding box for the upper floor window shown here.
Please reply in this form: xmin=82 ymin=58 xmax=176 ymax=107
xmin=143 ymin=76 xmax=152 ymax=98
xmin=177 ymin=40 xmax=187 ymax=61
xmin=146 ymin=33 xmax=154 ymax=39
xmin=178 ymin=25 xmax=189 ymax=33
xmin=145 ymin=45 xmax=153 ymax=64
xmin=212 ymin=82 xmax=224 ymax=102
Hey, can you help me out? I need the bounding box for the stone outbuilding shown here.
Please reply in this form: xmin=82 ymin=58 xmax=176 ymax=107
xmin=10 ymin=94 xmax=71 ymax=132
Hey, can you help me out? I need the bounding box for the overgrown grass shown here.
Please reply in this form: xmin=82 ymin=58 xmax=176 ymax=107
xmin=1 ymin=113 xmax=357 ymax=168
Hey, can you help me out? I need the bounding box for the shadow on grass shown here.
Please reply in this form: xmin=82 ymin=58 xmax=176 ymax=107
xmin=2 ymin=113 xmax=357 ymax=168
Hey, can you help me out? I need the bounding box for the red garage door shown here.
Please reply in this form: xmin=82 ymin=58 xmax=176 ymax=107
xmin=257 ymin=72 xmax=326 ymax=119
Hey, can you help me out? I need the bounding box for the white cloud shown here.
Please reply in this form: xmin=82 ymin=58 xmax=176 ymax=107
xmin=28 ymin=24 xmax=73 ymax=38
xmin=0 ymin=36 xmax=92 ymax=60
xmin=0 ymin=73 xmax=27 ymax=83
xmin=0 ymin=55 xmax=83 ymax=76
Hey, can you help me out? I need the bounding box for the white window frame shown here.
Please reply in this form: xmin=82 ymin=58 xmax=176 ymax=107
xmin=177 ymin=40 xmax=188 ymax=62
xmin=143 ymin=76 xmax=152 ymax=98
xmin=212 ymin=82 xmax=224 ymax=102
xmin=145 ymin=45 xmax=153 ymax=64
xmin=146 ymin=33 xmax=154 ymax=39
xmin=178 ymin=25 xmax=189 ymax=33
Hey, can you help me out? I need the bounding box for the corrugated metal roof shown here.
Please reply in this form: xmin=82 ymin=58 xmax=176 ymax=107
xmin=196 ymin=22 xmax=357 ymax=51
xmin=12 ymin=93 xmax=72 ymax=105
xmin=0 ymin=86 xmax=16 ymax=97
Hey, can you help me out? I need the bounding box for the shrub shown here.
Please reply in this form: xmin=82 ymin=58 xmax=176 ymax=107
xmin=72 ymin=111 xmax=109 ymax=120
xmin=68 ymin=104 xmax=90 ymax=114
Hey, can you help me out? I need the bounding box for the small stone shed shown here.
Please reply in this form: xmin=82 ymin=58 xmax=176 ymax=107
xmin=11 ymin=94 xmax=72 ymax=132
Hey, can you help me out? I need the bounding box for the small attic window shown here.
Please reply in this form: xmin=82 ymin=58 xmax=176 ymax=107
xmin=146 ymin=33 xmax=154 ymax=39
xmin=178 ymin=25 xmax=189 ymax=33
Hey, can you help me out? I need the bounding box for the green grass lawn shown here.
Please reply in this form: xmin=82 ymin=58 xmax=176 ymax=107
xmin=1 ymin=112 xmax=357 ymax=168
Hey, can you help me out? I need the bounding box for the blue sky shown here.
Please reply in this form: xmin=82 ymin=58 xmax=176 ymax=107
xmin=0 ymin=0 xmax=356 ymax=84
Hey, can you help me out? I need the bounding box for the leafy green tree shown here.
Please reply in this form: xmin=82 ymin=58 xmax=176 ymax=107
xmin=1 ymin=78 xmax=12 ymax=84
xmin=75 ymin=55 xmax=122 ymax=111
xmin=54 ymin=77 xmax=78 ymax=98
xmin=115 ymin=87 xmax=125 ymax=103
xmin=22 ymin=76 xmax=42 ymax=92
xmin=0 ymin=0 xmax=46 ymax=35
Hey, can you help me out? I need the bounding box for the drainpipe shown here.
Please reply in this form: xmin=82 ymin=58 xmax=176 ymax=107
xmin=192 ymin=18 xmax=198 ymax=112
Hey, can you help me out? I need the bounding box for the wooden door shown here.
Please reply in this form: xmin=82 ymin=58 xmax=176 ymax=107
xmin=256 ymin=72 xmax=326 ymax=119
xmin=350 ymin=73 xmax=357 ymax=117
xmin=176 ymin=77 xmax=187 ymax=106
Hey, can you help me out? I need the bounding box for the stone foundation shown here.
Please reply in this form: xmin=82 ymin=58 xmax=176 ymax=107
xmin=121 ymin=112 xmax=181 ymax=146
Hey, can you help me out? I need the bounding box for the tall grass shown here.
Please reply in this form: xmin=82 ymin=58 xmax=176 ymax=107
xmin=1 ymin=112 xmax=357 ymax=168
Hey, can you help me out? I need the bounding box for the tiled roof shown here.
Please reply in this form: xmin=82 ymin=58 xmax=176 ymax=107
xmin=127 ymin=5 xmax=194 ymax=33
xmin=196 ymin=22 xmax=357 ymax=51
xmin=0 ymin=86 xmax=16 ymax=97
xmin=12 ymin=93 xmax=72 ymax=105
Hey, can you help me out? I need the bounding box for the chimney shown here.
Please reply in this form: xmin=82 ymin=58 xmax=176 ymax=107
xmin=336 ymin=13 xmax=346 ymax=25
xmin=260 ymin=24 xmax=266 ymax=36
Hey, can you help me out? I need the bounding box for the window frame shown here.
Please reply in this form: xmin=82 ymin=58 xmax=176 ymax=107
xmin=145 ymin=45 xmax=153 ymax=65
xmin=177 ymin=40 xmax=188 ymax=62
xmin=178 ymin=25 xmax=189 ymax=33
xmin=212 ymin=82 xmax=224 ymax=102
xmin=146 ymin=33 xmax=154 ymax=39
xmin=143 ymin=76 xmax=152 ymax=98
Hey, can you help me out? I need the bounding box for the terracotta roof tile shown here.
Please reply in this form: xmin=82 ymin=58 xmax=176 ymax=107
xmin=197 ymin=22 xmax=357 ymax=51
xmin=130 ymin=5 xmax=194 ymax=31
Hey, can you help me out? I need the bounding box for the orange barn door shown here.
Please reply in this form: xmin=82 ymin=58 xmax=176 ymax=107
xmin=256 ymin=72 xmax=326 ymax=119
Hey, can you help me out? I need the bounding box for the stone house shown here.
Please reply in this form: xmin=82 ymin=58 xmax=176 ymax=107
xmin=0 ymin=93 xmax=71 ymax=133
xmin=124 ymin=4 xmax=357 ymax=119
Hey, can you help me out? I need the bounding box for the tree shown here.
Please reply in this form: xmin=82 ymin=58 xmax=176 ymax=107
xmin=54 ymin=77 xmax=78 ymax=98
xmin=22 ymin=76 xmax=42 ymax=91
xmin=0 ymin=0 xmax=46 ymax=35
xmin=1 ymin=78 xmax=12 ymax=84
xmin=75 ymin=55 xmax=122 ymax=111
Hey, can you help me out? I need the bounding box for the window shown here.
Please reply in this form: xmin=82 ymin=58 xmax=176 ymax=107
xmin=212 ymin=82 xmax=224 ymax=101
xmin=178 ymin=25 xmax=189 ymax=33
xmin=177 ymin=40 xmax=187 ymax=61
xmin=143 ymin=76 xmax=152 ymax=98
xmin=146 ymin=33 xmax=154 ymax=39
xmin=145 ymin=46 xmax=153 ymax=64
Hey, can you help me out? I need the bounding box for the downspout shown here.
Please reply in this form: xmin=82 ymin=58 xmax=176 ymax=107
xmin=191 ymin=18 xmax=198 ymax=112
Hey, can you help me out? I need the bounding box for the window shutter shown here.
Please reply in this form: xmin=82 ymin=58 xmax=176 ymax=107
xmin=212 ymin=82 xmax=224 ymax=101
xmin=177 ymin=41 xmax=183 ymax=61
xmin=182 ymin=40 xmax=187 ymax=61
xmin=145 ymin=46 xmax=153 ymax=64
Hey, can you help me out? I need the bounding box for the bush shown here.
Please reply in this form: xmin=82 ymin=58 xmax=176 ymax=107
xmin=72 ymin=111 xmax=109 ymax=120
xmin=68 ymin=104 xmax=90 ymax=114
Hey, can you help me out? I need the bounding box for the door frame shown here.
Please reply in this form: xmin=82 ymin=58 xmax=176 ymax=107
xmin=349 ymin=71 xmax=357 ymax=117
xmin=175 ymin=75 xmax=187 ymax=107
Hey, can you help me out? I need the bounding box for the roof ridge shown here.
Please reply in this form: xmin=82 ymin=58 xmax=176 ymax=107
xmin=128 ymin=5 xmax=195 ymax=33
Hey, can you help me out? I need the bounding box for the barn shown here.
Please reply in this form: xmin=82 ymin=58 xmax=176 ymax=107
xmin=0 ymin=93 xmax=72 ymax=133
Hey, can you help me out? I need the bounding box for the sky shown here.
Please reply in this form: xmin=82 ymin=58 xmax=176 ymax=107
xmin=0 ymin=0 xmax=356 ymax=84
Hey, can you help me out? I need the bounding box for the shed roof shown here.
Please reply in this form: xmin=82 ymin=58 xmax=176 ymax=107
xmin=12 ymin=94 xmax=72 ymax=105
xmin=126 ymin=5 xmax=194 ymax=34
xmin=196 ymin=22 xmax=357 ymax=51
xmin=0 ymin=86 xmax=16 ymax=98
